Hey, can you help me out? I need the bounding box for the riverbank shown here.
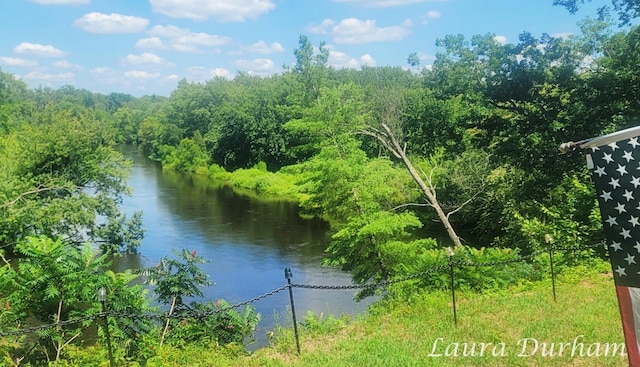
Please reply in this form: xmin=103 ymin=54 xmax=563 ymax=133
xmin=60 ymin=261 xmax=623 ymax=366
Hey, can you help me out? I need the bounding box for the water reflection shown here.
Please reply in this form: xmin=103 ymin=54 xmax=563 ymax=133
xmin=116 ymin=146 xmax=373 ymax=348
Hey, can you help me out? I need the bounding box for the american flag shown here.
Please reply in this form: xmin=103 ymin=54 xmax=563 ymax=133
xmin=585 ymin=128 xmax=640 ymax=365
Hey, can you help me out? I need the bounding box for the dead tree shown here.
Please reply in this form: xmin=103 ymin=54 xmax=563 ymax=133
xmin=362 ymin=122 xmax=464 ymax=248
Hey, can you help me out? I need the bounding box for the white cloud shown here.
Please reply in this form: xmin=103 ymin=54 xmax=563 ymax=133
xmin=328 ymin=50 xmax=376 ymax=68
xmin=121 ymin=52 xmax=167 ymax=65
xmin=333 ymin=0 xmax=448 ymax=7
xmin=23 ymin=71 xmax=75 ymax=82
xmin=29 ymin=0 xmax=89 ymax=4
xmin=175 ymin=33 xmax=229 ymax=47
xmin=360 ymin=54 xmax=376 ymax=66
xmin=330 ymin=18 xmax=412 ymax=44
xmin=235 ymin=58 xmax=275 ymax=72
xmin=0 ymin=57 xmax=37 ymax=67
xmin=243 ymin=41 xmax=284 ymax=54
xmin=124 ymin=70 xmax=161 ymax=79
xmin=421 ymin=10 xmax=441 ymax=24
xmin=579 ymin=55 xmax=595 ymax=71
xmin=148 ymin=24 xmax=190 ymax=38
xmin=136 ymin=37 xmax=164 ymax=49
xmin=494 ymin=35 xmax=508 ymax=45
xmin=53 ymin=60 xmax=83 ymax=70
xmin=552 ymin=32 xmax=573 ymax=39
xmin=212 ymin=68 xmax=232 ymax=78
xmin=149 ymin=0 xmax=276 ymax=22
xmin=140 ymin=25 xmax=230 ymax=52
xmin=90 ymin=67 xmax=112 ymax=74
xmin=307 ymin=19 xmax=335 ymax=35
xmin=74 ymin=12 xmax=149 ymax=34
xmin=14 ymin=42 xmax=66 ymax=57
xmin=187 ymin=66 xmax=232 ymax=81
xmin=417 ymin=52 xmax=435 ymax=64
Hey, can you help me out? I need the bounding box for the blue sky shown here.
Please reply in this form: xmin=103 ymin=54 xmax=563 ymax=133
xmin=0 ymin=0 xmax=607 ymax=97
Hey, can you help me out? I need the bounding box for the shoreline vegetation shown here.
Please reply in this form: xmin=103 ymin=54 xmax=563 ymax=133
xmin=63 ymin=262 xmax=625 ymax=366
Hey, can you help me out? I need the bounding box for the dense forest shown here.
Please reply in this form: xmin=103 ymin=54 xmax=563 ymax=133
xmin=2 ymin=0 xmax=640 ymax=364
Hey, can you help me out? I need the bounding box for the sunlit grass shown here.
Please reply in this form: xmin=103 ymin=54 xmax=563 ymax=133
xmin=80 ymin=265 xmax=627 ymax=366
xmin=241 ymin=270 xmax=626 ymax=367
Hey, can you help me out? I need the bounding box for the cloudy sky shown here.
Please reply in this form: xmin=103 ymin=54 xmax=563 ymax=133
xmin=0 ymin=0 xmax=604 ymax=97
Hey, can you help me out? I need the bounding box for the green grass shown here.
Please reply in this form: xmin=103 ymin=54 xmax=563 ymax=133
xmin=57 ymin=266 xmax=628 ymax=366
xmin=239 ymin=270 xmax=627 ymax=367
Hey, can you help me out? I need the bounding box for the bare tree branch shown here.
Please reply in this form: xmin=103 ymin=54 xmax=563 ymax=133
xmin=2 ymin=185 xmax=73 ymax=208
xmin=390 ymin=202 xmax=434 ymax=211
xmin=376 ymin=122 xmax=463 ymax=248
xmin=446 ymin=187 xmax=485 ymax=219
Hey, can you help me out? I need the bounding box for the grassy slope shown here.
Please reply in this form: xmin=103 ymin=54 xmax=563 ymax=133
xmin=144 ymin=268 xmax=627 ymax=367
xmin=248 ymin=270 xmax=626 ymax=367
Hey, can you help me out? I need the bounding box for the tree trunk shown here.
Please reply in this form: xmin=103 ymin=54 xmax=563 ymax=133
xmin=381 ymin=124 xmax=463 ymax=248
xmin=160 ymin=295 xmax=177 ymax=347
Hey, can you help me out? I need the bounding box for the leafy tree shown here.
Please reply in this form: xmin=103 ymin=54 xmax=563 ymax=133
xmin=163 ymin=137 xmax=210 ymax=174
xmin=290 ymin=84 xmax=433 ymax=296
xmin=0 ymin=105 xmax=142 ymax=254
xmin=407 ymin=52 xmax=420 ymax=67
xmin=0 ymin=236 xmax=151 ymax=365
xmin=0 ymin=68 xmax=32 ymax=134
xmin=140 ymin=249 xmax=212 ymax=346
xmin=554 ymin=0 xmax=640 ymax=25
xmin=139 ymin=249 xmax=260 ymax=347
xmin=164 ymin=299 xmax=261 ymax=347
xmin=291 ymin=34 xmax=331 ymax=106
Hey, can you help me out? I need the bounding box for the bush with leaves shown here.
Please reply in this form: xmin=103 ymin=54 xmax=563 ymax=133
xmin=0 ymin=236 xmax=152 ymax=366
xmin=164 ymin=299 xmax=261 ymax=348
xmin=508 ymin=174 xmax=603 ymax=257
xmin=139 ymin=248 xmax=260 ymax=349
xmin=386 ymin=244 xmax=541 ymax=300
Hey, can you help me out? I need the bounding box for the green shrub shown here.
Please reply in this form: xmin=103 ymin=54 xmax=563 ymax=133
xmin=163 ymin=300 xmax=261 ymax=347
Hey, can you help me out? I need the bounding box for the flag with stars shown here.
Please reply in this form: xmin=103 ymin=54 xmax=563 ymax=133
xmin=582 ymin=126 xmax=640 ymax=365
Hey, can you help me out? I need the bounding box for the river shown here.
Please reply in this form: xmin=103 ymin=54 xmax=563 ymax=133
xmin=115 ymin=146 xmax=374 ymax=348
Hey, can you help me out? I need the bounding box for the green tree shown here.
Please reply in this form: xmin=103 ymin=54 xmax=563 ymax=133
xmin=554 ymin=0 xmax=640 ymax=25
xmin=0 ymin=68 xmax=32 ymax=134
xmin=289 ymin=84 xmax=437 ymax=297
xmin=163 ymin=137 xmax=210 ymax=174
xmin=139 ymin=249 xmax=212 ymax=346
xmin=0 ymin=236 xmax=151 ymax=365
xmin=407 ymin=52 xmax=420 ymax=67
xmin=291 ymin=34 xmax=331 ymax=106
xmin=0 ymin=106 xmax=142 ymax=255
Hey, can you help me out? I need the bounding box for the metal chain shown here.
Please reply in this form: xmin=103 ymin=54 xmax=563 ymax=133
xmin=0 ymin=313 xmax=107 ymax=337
xmin=0 ymin=241 xmax=609 ymax=338
xmin=105 ymin=285 xmax=291 ymax=321
xmin=0 ymin=286 xmax=291 ymax=337
xmin=175 ymin=284 xmax=290 ymax=319
xmin=291 ymin=263 xmax=452 ymax=290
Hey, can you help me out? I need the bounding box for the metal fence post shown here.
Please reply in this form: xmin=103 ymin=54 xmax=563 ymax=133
xmin=545 ymin=234 xmax=557 ymax=302
xmin=447 ymin=247 xmax=457 ymax=326
xmin=284 ymin=268 xmax=301 ymax=355
xmin=98 ymin=288 xmax=115 ymax=367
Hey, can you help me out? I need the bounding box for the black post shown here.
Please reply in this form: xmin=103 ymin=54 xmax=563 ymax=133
xmin=99 ymin=288 xmax=115 ymax=367
xmin=284 ymin=268 xmax=301 ymax=355
xmin=549 ymin=246 xmax=557 ymax=302
xmin=447 ymin=247 xmax=457 ymax=326
xmin=545 ymin=234 xmax=557 ymax=302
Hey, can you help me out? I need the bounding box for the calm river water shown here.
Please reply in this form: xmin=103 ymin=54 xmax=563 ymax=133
xmin=115 ymin=146 xmax=373 ymax=348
